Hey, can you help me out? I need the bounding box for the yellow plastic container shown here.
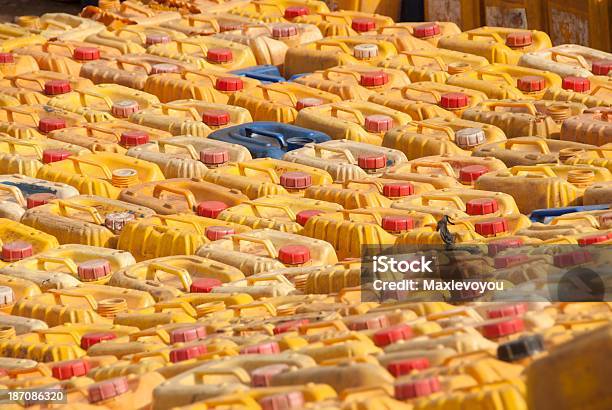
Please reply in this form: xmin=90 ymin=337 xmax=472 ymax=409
xmin=0 ymin=24 xmax=46 ymax=52
xmin=424 ymin=0 xmax=483 ymax=30
xmin=228 ymin=83 xmax=341 ymax=123
xmin=80 ymin=0 xmax=181 ymax=29
xmin=0 ymin=219 xmax=59 ymax=268
xmin=367 ymin=92 xmax=454 ymax=121
xmin=130 ymin=100 xmax=252 ymax=136
xmin=1 ymin=69 xmax=93 ymax=96
xmin=0 ymin=105 xmax=87 ymax=135
xmin=21 ymin=195 xmax=155 ymax=247
xmin=17 ymin=13 xmax=105 ymax=42
xmin=283 ymin=139 xmax=408 ymax=182
xmin=546 ymin=0 xmax=611 ymax=52
xmin=518 ymin=44 xmax=612 ymax=78
xmin=158 ymin=13 xmax=253 ymax=37
xmin=446 ymin=63 xmax=563 ymax=100
xmin=86 ymin=26 xmax=182 ymax=50
xmin=295 ymin=100 xmax=412 ymax=145
xmin=48 ymin=120 xmax=172 ymax=153
xmin=358 ymin=27 xmax=435 ymax=53
xmin=294 ymin=10 xmax=393 ymax=36
xmin=0 ymin=53 xmax=38 ymax=77
xmin=118 ymin=178 xmax=249 ymax=215
xmin=150 ymin=0 xmax=252 ymax=14
xmin=438 ymin=27 xmax=552 ymax=64
xmin=284 ymin=37 xmax=398 ymax=79
xmin=386 ymin=22 xmax=462 ymax=46
xmin=560 ymin=109 xmax=612 ymax=146
xmin=35 ymin=152 xmax=165 ymax=199
xmin=0 ymin=84 xmax=51 ymax=106
xmin=303 ymin=183 xmax=392 ymax=209
xmin=543 ymin=77 xmax=612 ymax=109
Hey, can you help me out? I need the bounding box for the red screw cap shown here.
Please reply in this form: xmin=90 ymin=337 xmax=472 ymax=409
xmin=80 ymin=331 xmax=116 ymax=350
xmin=373 ymin=324 xmax=413 ymax=347
xmin=387 ymin=358 xmax=430 ymax=377
xmin=0 ymin=286 xmax=15 ymax=306
xmin=251 ymin=363 xmax=291 ymax=387
xmin=207 ymin=48 xmax=233 ymax=63
xmin=295 ymin=210 xmax=324 ymax=226
xmin=260 ymin=391 xmax=304 ymax=410
xmin=505 ymin=32 xmax=533 ymax=48
xmin=240 ymin=341 xmax=281 ymax=354
xmin=591 ymin=60 xmax=612 ymax=76
xmin=487 ymin=303 xmax=528 ymax=319
xmin=351 ymin=17 xmax=376 ymax=33
xmin=440 ymin=92 xmax=469 ymax=110
xmin=202 ymin=110 xmax=230 ymax=126
xmin=146 ymin=33 xmax=171 ymax=46
xmin=382 ymin=182 xmax=414 ymax=198
xmin=150 ymin=63 xmax=179 ymax=74
xmin=0 ymin=53 xmax=14 ymax=63
xmin=413 ymin=22 xmax=441 ymax=38
xmin=77 ymin=259 xmax=111 ymax=281
xmin=1 ymin=241 xmax=33 ymax=262
xmin=482 ymin=318 xmax=525 ymax=339
xmin=112 ymin=100 xmax=140 ymax=118
xmin=205 ymin=226 xmax=235 ymax=241
xmin=52 ymin=359 xmax=91 ymax=380
xmin=494 ymin=253 xmax=529 ymax=269
xmin=487 ymin=237 xmax=523 ymax=256
xmin=42 ymin=148 xmax=71 ymax=163
xmin=358 ymin=154 xmax=387 ymax=170
xmin=200 ymin=149 xmax=229 ymax=166
xmin=364 ymin=114 xmax=394 ymax=133
xmin=517 ymin=76 xmax=546 ymax=92
xmin=278 ymin=245 xmax=311 ymax=265
xmin=273 ymin=319 xmax=310 ymax=335
xmin=190 ymin=277 xmax=222 ymax=293
xmin=120 ymin=130 xmax=149 ymax=147
xmin=360 ymin=71 xmax=389 ymax=87
xmin=216 ymin=77 xmax=244 ymax=91
xmin=280 ymin=172 xmax=312 ymax=190
xmin=394 ymin=376 xmax=441 ymax=400
xmin=459 ymin=165 xmax=489 ymax=183
xmin=578 ymin=233 xmax=610 ymax=246
xmin=562 ymin=76 xmax=590 ymax=93
xmin=284 ymin=6 xmax=309 ymax=19
xmin=219 ymin=22 xmax=243 ymax=32
xmin=196 ymin=201 xmax=228 ymax=218
xmin=474 ymin=218 xmax=508 ymax=237
xmin=382 ymin=216 xmax=414 ymax=232
xmin=88 ymin=377 xmax=129 ymax=403
xmin=296 ymin=98 xmax=323 ymax=110
xmin=465 ymin=198 xmax=499 ymax=215
xmin=169 ymin=344 xmax=207 ymax=363
xmin=38 ymin=118 xmax=67 ymax=133
xmin=553 ymin=250 xmax=592 ymax=268
xmin=44 ymin=80 xmax=72 ymax=95
xmin=348 ymin=315 xmax=390 ymax=331
xmin=272 ymin=24 xmax=298 ymax=38
xmin=170 ymin=325 xmax=206 ymax=344
xmin=27 ymin=193 xmax=56 ymax=208
xmin=73 ymin=47 xmax=100 ymax=61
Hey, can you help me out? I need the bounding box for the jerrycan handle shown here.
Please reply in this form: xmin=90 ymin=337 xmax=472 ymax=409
xmin=120 ymin=0 xmax=156 ymax=17
xmin=43 ymin=20 xmax=72 ymax=31
xmin=246 ymin=274 xmax=292 ymax=286
xmin=230 ymin=234 xmax=277 ymax=258
xmin=237 ymin=161 xmax=281 ymax=184
xmin=67 ymin=156 xmax=114 ymax=179
xmin=412 ymin=121 xmax=455 ymax=140
xmin=83 ymin=123 xmax=124 ymax=139
xmin=7 ymin=364 xmax=51 ymax=378
xmin=157 ymin=140 xmax=199 ymax=160
xmin=146 ymin=262 xmax=193 ymax=292
xmin=128 ymin=326 xmax=171 ymax=343
xmin=154 ymin=300 xmax=198 ymax=317
xmin=175 ymin=38 xmax=208 ymax=56
xmin=299 ymin=320 xmax=348 ymax=335
xmin=466 ymin=31 xmax=504 ymax=44
xmin=156 ymin=214 xmax=204 ymax=235
xmin=0 ymin=183 xmax=27 ymax=207
xmin=342 ymin=178 xmax=384 ymax=191
xmin=340 ymin=385 xmax=392 ymax=400
xmin=48 ymin=288 xmax=98 ymax=310
xmin=243 ymin=127 xmax=288 ymax=148
xmin=330 ymin=105 xmax=365 ymax=124
xmin=232 ymin=301 xmax=276 ymax=316
xmin=550 ymin=50 xmax=590 ymax=69
xmin=11 ymin=74 xmax=48 ymax=92
xmin=1 ymin=138 xmax=43 ymax=159
xmin=56 ymin=200 xmax=105 ymax=225
xmin=315 ymin=39 xmax=352 ymax=54
xmin=182 ymin=69 xmax=217 ymax=85
xmin=194 ymin=367 xmax=251 ymax=384
xmin=316 ymin=11 xmax=352 ymax=25
xmin=476 ymin=70 xmax=515 ymax=86
xmin=550 ymin=214 xmax=600 ymax=228
xmin=321 ymin=331 xmax=371 ymax=345
xmin=442 ymin=349 xmax=493 ymax=366
xmin=246 ymin=201 xmax=296 ymax=220
xmin=251 ymin=1 xmax=284 ymax=14
xmin=590 ymin=84 xmax=612 ymax=98
xmin=187 ymin=14 xmax=220 ymax=32
xmin=77 ymin=88 xmax=115 ymax=110
xmin=240 ymin=23 xmax=271 ymax=35
xmin=341 ymin=208 xmax=382 ymax=225
xmin=160 ymin=103 xmax=201 ymax=121
xmin=3 ymin=106 xmax=40 ymax=125
xmin=399 ymin=51 xmax=446 ymax=71
xmin=505 ymin=138 xmax=550 ymax=154
xmin=114 ymin=26 xmax=148 ymax=43
xmin=511 ymin=165 xmax=556 ymax=177
xmin=116 ymin=57 xmax=153 ymax=73
xmin=259 ymin=85 xmax=297 ymax=106
xmin=37 ymin=328 xmax=81 ymax=344
xmin=312 ymin=144 xmax=357 ymax=164
xmin=400 ymin=85 xmax=442 ymax=101
xmin=36 ymin=255 xmax=79 ymax=275
xmin=42 ymin=41 xmax=75 ymax=55
xmin=322 ymin=67 xmax=361 ymax=82
xmin=420 ymin=194 xmax=465 ymax=209
xmin=411 ymin=161 xmax=457 ymax=177
xmin=483 ymin=101 xmax=537 ymax=116
xmin=130 ymin=350 xmax=171 ymax=364
xmin=152 ymin=184 xmax=197 ymax=210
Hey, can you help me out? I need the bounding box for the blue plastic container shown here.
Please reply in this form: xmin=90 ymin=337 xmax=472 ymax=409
xmin=208 ymin=122 xmax=331 ymax=159
xmin=230 ymin=65 xmax=285 ymax=83
xmin=529 ymin=205 xmax=611 ymax=223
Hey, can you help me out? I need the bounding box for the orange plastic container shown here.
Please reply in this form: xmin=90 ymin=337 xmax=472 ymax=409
xmin=367 ymin=92 xmax=454 ymax=121
xmin=80 ymin=0 xmax=181 ymax=29
xmin=424 ymin=0 xmax=483 ymax=30
xmin=518 ymin=44 xmax=612 ymax=78
xmin=0 ymin=84 xmax=50 ymax=107
xmin=0 ymin=52 xmax=38 ymax=77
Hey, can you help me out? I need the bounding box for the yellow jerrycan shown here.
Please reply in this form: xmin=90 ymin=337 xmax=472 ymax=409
xmin=0 ymin=52 xmax=38 ymax=77
xmin=518 ymin=44 xmax=612 ymax=78
xmin=560 ymin=108 xmax=612 ymax=146
xmin=294 ymin=9 xmax=392 ymax=36
xmin=542 ymin=76 xmax=612 ymax=109
xmin=0 ymin=219 xmax=59 ymax=268
xmin=16 ymin=13 xmax=105 ymax=42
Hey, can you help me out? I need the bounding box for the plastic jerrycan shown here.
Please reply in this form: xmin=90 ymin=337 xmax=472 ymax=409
xmin=130 ymin=100 xmax=252 ymax=137
xmin=126 ymin=136 xmax=252 ymax=179
xmin=560 ymin=108 xmax=611 ymax=147
xmin=197 ymin=228 xmax=338 ymax=275
xmin=295 ymin=100 xmax=412 ymax=145
xmin=158 ymin=13 xmax=249 ymax=37
xmin=473 ymin=137 xmax=605 ymax=167
xmin=356 ymin=26 xmax=436 ymax=54
xmin=21 ymin=195 xmax=155 ymax=247
xmin=207 ymin=122 xmax=331 ymax=159
xmin=118 ymin=178 xmax=250 ymax=215
xmin=80 ymin=0 xmax=181 ymax=27
xmin=87 ymin=25 xmax=185 ymax=49
xmin=0 ymin=136 xmax=90 ymax=177
xmin=446 ymin=63 xmax=563 ymax=100
xmin=228 ymin=82 xmax=341 ymax=123
xmin=518 ymin=44 xmax=612 ymax=78
xmin=81 ymin=30 xmax=147 ymax=55
xmin=16 ymin=13 xmax=106 ymax=42
xmin=217 ymin=194 xmax=343 ymax=234
xmin=46 ymin=84 xmax=160 ymax=122
xmin=48 ymin=121 xmax=172 ymax=154
xmin=475 ymin=164 xmax=612 ymax=213
xmin=378 ymin=49 xmax=490 ymax=84
xmin=284 ymin=38 xmax=398 ymax=79
xmin=0 ymin=23 xmax=46 ymax=52
xmin=35 ymin=152 xmax=165 ymax=199
xmin=2 ymin=71 xmax=93 ymax=102
xmin=563 ymin=144 xmax=612 ymax=172
xmin=0 ymin=219 xmax=59 ymax=268
xmin=543 ymin=77 xmax=612 ymax=109
xmin=462 ymin=100 xmax=587 ymax=139
xmin=0 ymin=52 xmax=38 ymax=77
xmin=383 ymin=22 xmax=461 ymax=46
xmin=0 ymin=105 xmax=87 ymax=138
xmin=367 ymin=92 xmax=454 ymax=122
xmin=0 ymin=83 xmax=53 ymax=107
xmin=294 ymin=9 xmax=393 ymax=36
xmin=0 ymin=175 xmax=79 ymax=220
xmin=143 ymin=68 xmax=261 ymax=104
xmin=585 ymin=181 xmax=612 ymax=205
xmin=283 ymin=139 xmax=408 ymax=182
xmin=438 ymin=27 xmax=552 ymax=64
